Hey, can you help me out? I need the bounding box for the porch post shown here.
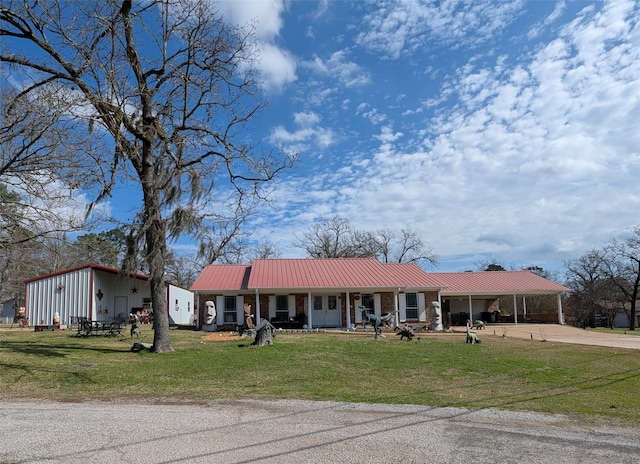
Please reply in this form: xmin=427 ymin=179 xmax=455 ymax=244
xmin=468 ymin=294 xmax=473 ymax=323
xmin=307 ymin=291 xmax=313 ymax=329
xmin=394 ymin=289 xmax=400 ymax=328
xmin=513 ymin=294 xmax=518 ymax=324
xmin=557 ymin=293 xmax=563 ymax=324
xmin=255 ymin=289 xmax=261 ymax=324
xmin=523 ymin=296 xmax=527 ymax=318
xmin=345 ymin=292 xmax=351 ymax=329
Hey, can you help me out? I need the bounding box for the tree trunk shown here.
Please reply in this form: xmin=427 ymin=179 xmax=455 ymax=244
xmin=141 ymin=150 xmax=174 ymax=353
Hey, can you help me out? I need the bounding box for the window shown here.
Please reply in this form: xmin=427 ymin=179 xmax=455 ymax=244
xmin=405 ymin=293 xmax=418 ymax=319
xmin=328 ymin=295 xmax=337 ymax=310
xmin=313 ymin=295 xmax=323 ymax=310
xmin=360 ymin=294 xmax=374 ymax=311
xmin=224 ymin=296 xmax=237 ymax=323
xmin=275 ymin=295 xmax=289 ymax=322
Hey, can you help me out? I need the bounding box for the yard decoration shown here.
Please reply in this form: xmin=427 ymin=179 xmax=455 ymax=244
xmin=130 ymin=322 xmax=141 ymax=338
xmin=238 ymin=303 xmax=255 ymax=336
xmin=466 ymin=320 xmax=481 ymax=344
xmin=131 ymin=342 xmax=152 ymax=352
xmin=473 ymin=320 xmax=486 ymax=330
xmin=361 ymin=306 xmax=396 ymax=339
xmin=428 ymin=301 xmax=443 ymax=331
xmin=252 ymin=320 xmax=276 ymax=347
xmin=395 ymin=324 xmax=415 ymax=341
xmin=202 ymin=300 xmax=217 ymax=332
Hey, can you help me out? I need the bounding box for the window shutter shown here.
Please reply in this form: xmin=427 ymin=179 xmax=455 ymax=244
xmin=288 ymin=295 xmax=296 ymax=318
xmin=216 ymin=296 xmax=224 ymax=325
xmin=268 ymin=296 xmax=275 ymax=320
xmin=236 ymin=295 xmax=244 ymax=325
xmin=399 ymin=293 xmax=407 ymax=322
xmin=418 ymin=293 xmax=426 ymax=321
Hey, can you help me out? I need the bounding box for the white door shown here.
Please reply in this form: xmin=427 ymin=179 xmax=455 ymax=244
xmin=312 ymin=295 xmax=341 ymax=327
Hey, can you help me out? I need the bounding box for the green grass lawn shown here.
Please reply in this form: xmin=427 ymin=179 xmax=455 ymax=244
xmin=587 ymin=327 xmax=640 ymax=336
xmin=1 ymin=327 xmax=639 ymax=426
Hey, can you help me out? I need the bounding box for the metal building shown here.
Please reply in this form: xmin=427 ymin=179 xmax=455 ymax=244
xmin=24 ymin=263 xmax=194 ymax=327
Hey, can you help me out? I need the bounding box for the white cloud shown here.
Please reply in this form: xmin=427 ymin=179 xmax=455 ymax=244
xmin=216 ymin=0 xmax=297 ymax=91
xmin=270 ymin=111 xmax=335 ymax=153
xmin=303 ymin=50 xmax=371 ymax=88
xmin=356 ymin=0 xmax=526 ymax=59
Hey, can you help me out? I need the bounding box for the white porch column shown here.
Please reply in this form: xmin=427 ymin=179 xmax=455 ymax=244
xmin=394 ymin=289 xmax=400 ymax=328
xmin=513 ymin=294 xmax=518 ymax=324
xmin=523 ymin=296 xmax=527 ymax=318
xmin=307 ymin=291 xmax=313 ymax=329
xmin=345 ymin=292 xmax=351 ymax=329
xmin=468 ymin=294 xmax=473 ymax=322
xmin=255 ymin=289 xmax=261 ymax=324
xmin=557 ymin=293 xmax=564 ymax=324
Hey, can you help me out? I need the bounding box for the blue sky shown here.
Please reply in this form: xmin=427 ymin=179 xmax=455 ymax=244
xmin=182 ymin=0 xmax=638 ymax=276
xmin=32 ymin=0 xmax=635 ymax=276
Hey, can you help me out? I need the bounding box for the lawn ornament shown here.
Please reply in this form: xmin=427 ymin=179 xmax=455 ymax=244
xmin=429 ymin=301 xmax=443 ymax=331
xmin=473 ymin=320 xmax=486 ymax=330
xmin=238 ymin=303 xmax=255 ymax=336
xmin=131 ymin=342 xmax=152 ymax=352
xmin=361 ymin=307 xmax=396 ymax=339
xmin=466 ymin=320 xmax=481 ymax=344
xmin=130 ymin=322 xmax=141 ymax=338
xmin=11 ymin=307 xmax=29 ymax=329
xmin=395 ymin=324 xmax=415 ymax=341
xmin=252 ymin=320 xmax=276 ymax=347
xmin=203 ymin=300 xmax=217 ymax=332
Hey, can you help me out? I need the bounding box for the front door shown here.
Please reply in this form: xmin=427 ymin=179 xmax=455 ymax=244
xmin=312 ymin=295 xmax=340 ymax=327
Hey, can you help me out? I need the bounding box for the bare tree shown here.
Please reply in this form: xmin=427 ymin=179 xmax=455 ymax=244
xmin=375 ymin=228 xmax=437 ymax=267
xmin=0 ymin=87 xmax=92 ymax=247
xmin=600 ymin=228 xmax=640 ymax=331
xmin=294 ymin=216 xmax=436 ymax=266
xmin=250 ymin=240 xmax=282 ymax=260
xmin=294 ymin=216 xmax=376 ymax=259
xmin=0 ymin=1 xmax=294 ymax=351
xmin=565 ymin=249 xmax=623 ymax=328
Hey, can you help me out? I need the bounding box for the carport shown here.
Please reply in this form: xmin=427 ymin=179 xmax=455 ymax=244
xmin=431 ymin=271 xmax=570 ymax=325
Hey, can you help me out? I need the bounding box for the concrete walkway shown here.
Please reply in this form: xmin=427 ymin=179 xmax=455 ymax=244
xmin=460 ymin=323 xmax=640 ymax=350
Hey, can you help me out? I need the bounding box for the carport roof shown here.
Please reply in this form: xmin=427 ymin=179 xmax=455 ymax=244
xmin=432 ymin=270 xmax=570 ymax=296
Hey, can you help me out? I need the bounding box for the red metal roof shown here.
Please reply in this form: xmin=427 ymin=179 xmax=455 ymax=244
xmin=190 ymin=260 xmax=569 ymax=296
xmin=248 ymin=258 xmax=444 ymax=290
xmin=192 ymin=258 xmax=443 ymax=291
xmin=432 ymin=270 xmax=570 ymax=295
xmin=190 ymin=264 xmax=252 ymax=291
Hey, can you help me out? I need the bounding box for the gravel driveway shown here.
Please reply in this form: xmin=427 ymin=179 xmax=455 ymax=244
xmin=2 ymin=399 xmax=640 ymax=463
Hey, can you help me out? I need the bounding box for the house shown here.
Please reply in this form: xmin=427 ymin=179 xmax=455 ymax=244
xmin=24 ymin=263 xmax=194 ymax=327
xmin=190 ymin=258 xmax=570 ymax=330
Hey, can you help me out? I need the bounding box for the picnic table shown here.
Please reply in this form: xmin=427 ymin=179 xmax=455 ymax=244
xmin=76 ymin=319 xmax=123 ymax=337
